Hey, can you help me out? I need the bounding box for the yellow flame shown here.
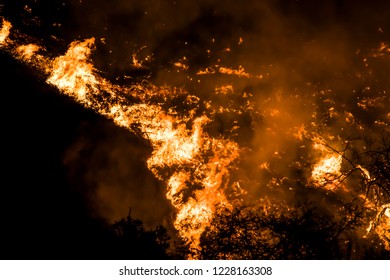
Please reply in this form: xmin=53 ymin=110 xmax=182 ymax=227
xmin=174 ymin=57 xmax=189 ymax=70
xmin=311 ymin=154 xmax=342 ymax=188
xmin=219 ymin=66 xmax=250 ymax=78
xmin=371 ymin=42 xmax=390 ymax=57
xmin=197 ymin=65 xmax=257 ymax=79
xmin=3 ymin=17 xmax=388 ymax=257
xmin=2 ymin=30 xmax=240 ymax=258
xmin=0 ymin=19 xmax=11 ymax=45
xmin=196 ymin=67 xmax=215 ymax=75
xmin=357 ymin=165 xmax=371 ymax=180
xmin=16 ymin=44 xmax=41 ymax=60
xmin=215 ymin=85 xmax=233 ymax=95
xmin=365 ymin=203 xmax=390 ymax=250
xmin=46 ymin=38 xmax=101 ymax=102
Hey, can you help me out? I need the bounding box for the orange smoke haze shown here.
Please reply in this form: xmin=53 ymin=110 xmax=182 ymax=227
xmin=1 ymin=0 xmax=389 ymax=259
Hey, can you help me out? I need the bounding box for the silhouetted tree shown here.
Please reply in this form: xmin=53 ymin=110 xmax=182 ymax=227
xmin=111 ymin=210 xmax=171 ymax=259
xmin=197 ymin=200 xmax=390 ymax=259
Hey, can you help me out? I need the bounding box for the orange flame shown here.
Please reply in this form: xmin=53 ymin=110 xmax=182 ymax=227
xmin=1 ymin=27 xmax=240 ymax=258
xmin=365 ymin=203 xmax=390 ymax=250
xmin=16 ymin=44 xmax=41 ymax=60
xmin=311 ymin=154 xmax=342 ymax=188
xmin=2 ymin=17 xmax=389 ymax=257
xmin=219 ymin=66 xmax=250 ymax=78
xmin=0 ymin=19 xmax=11 ymax=45
xmin=46 ymin=38 xmax=102 ymax=102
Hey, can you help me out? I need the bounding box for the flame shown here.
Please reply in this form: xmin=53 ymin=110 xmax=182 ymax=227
xmin=197 ymin=67 xmax=215 ymax=75
xmin=174 ymin=57 xmax=189 ymax=70
xmin=46 ymin=38 xmax=102 ymax=102
xmin=1 ymin=24 xmax=241 ymax=258
xmin=309 ymin=134 xmax=345 ymax=189
xmin=16 ymin=44 xmax=41 ymax=60
xmin=365 ymin=203 xmax=390 ymax=250
xmin=166 ymin=138 xmax=239 ymax=255
xmin=371 ymin=42 xmax=390 ymax=57
xmin=311 ymin=153 xmax=342 ymax=189
xmin=215 ymin=85 xmax=234 ymax=95
xmin=132 ymin=53 xmax=143 ymax=68
xmin=197 ymin=65 xmax=258 ymax=79
xmin=131 ymin=46 xmax=150 ymax=68
xmin=357 ymin=165 xmax=371 ymax=180
xmin=219 ymin=66 xmax=250 ymax=78
xmin=0 ymin=19 xmax=11 ymax=45
xmin=2 ymin=15 xmax=390 ymax=258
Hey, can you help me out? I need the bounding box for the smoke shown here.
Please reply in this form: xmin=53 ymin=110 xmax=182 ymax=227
xmin=2 ymin=0 xmax=390 ymax=256
xmin=62 ymin=119 xmax=172 ymax=229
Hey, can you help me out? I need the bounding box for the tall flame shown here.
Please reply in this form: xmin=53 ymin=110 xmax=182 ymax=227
xmin=45 ymin=39 xmax=240 ymax=255
xmin=0 ymin=19 xmax=11 ymax=45
xmin=0 ymin=22 xmax=240 ymax=257
xmin=47 ymin=38 xmax=101 ymax=102
xmin=1 ymin=17 xmax=389 ymax=258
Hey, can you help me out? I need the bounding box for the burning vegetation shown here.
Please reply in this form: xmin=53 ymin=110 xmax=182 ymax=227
xmin=0 ymin=0 xmax=389 ymax=259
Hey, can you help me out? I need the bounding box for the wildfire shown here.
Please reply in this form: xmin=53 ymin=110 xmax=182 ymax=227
xmin=311 ymin=154 xmax=342 ymax=189
xmin=0 ymin=18 xmax=11 ymax=45
xmin=46 ymin=38 xmax=102 ymax=102
xmin=197 ymin=65 xmax=256 ymax=79
xmin=0 ymin=20 xmax=241 ymax=258
xmin=371 ymin=42 xmax=390 ymax=57
xmin=365 ymin=203 xmax=390 ymax=250
xmin=2 ymin=13 xmax=390 ymax=259
xmin=219 ymin=66 xmax=250 ymax=78
xmin=215 ymin=85 xmax=234 ymax=95
xmin=16 ymin=44 xmax=41 ymax=60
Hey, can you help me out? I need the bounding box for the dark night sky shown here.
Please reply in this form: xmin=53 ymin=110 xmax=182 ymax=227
xmin=1 ymin=0 xmax=390 ymax=259
xmin=0 ymin=51 xmax=115 ymax=258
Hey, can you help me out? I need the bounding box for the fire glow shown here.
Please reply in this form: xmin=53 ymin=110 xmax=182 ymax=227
xmin=1 ymin=12 xmax=389 ymax=259
xmin=311 ymin=154 xmax=342 ymax=189
xmin=0 ymin=19 xmax=241 ymax=256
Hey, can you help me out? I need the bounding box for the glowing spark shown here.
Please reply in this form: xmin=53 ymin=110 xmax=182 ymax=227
xmin=219 ymin=66 xmax=250 ymax=78
xmin=174 ymin=61 xmax=189 ymax=70
xmin=132 ymin=53 xmax=143 ymax=68
xmin=6 ymin=15 xmax=387 ymax=258
xmin=293 ymin=125 xmax=307 ymax=141
xmin=174 ymin=57 xmax=189 ymax=70
xmin=196 ymin=67 xmax=215 ymax=75
xmin=215 ymin=85 xmax=233 ymax=95
xmin=197 ymin=65 xmax=259 ymax=79
xmin=371 ymin=42 xmax=390 ymax=57
xmin=259 ymin=162 xmax=270 ymax=171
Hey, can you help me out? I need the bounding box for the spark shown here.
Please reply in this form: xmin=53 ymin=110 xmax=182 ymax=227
xmin=219 ymin=66 xmax=250 ymax=78
xmin=2 ymin=14 xmax=390 ymax=258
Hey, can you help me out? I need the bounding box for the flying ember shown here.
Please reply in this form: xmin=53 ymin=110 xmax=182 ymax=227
xmin=1 ymin=1 xmax=389 ymax=260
